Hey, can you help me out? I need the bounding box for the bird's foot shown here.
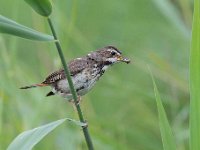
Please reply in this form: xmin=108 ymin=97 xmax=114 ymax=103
xmin=76 ymin=96 xmax=82 ymax=106
xmin=69 ymin=96 xmax=82 ymax=110
xmin=82 ymin=120 xmax=88 ymax=129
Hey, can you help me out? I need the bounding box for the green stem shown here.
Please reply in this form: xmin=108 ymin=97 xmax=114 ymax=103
xmin=47 ymin=17 xmax=94 ymax=150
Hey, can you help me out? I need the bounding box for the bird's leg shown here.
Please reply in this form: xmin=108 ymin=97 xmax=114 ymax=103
xmin=68 ymin=97 xmax=88 ymax=127
xmin=82 ymin=120 xmax=88 ymax=129
xmin=69 ymin=96 xmax=82 ymax=110
xmin=68 ymin=100 xmax=76 ymax=111
xmin=76 ymin=96 xmax=82 ymax=106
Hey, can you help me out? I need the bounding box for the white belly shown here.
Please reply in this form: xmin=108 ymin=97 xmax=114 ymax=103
xmin=54 ymin=69 xmax=102 ymax=99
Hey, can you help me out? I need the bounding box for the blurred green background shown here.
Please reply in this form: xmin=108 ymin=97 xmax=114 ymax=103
xmin=0 ymin=0 xmax=193 ymax=149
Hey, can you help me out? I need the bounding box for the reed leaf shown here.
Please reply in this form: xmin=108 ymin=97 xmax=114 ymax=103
xmin=150 ymin=71 xmax=176 ymax=150
xmin=24 ymin=0 xmax=52 ymax=17
xmin=7 ymin=118 xmax=86 ymax=150
xmin=0 ymin=15 xmax=54 ymax=41
xmin=189 ymin=0 xmax=200 ymax=149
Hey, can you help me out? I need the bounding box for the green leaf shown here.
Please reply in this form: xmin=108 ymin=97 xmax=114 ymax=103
xmin=24 ymin=0 xmax=52 ymax=17
xmin=150 ymin=70 xmax=176 ymax=150
xmin=7 ymin=118 xmax=86 ymax=150
xmin=7 ymin=119 xmax=66 ymax=150
xmin=0 ymin=15 xmax=54 ymax=41
xmin=189 ymin=0 xmax=200 ymax=149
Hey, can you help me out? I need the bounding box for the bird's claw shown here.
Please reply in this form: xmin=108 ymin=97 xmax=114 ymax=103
xmin=82 ymin=120 xmax=88 ymax=128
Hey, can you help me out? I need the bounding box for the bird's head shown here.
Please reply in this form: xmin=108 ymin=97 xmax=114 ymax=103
xmin=87 ymin=46 xmax=130 ymax=64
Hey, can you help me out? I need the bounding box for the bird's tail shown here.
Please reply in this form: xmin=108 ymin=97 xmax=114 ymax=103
xmin=20 ymin=83 xmax=48 ymax=89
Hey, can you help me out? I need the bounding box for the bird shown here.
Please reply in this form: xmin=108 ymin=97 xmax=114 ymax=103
xmin=20 ymin=46 xmax=130 ymax=101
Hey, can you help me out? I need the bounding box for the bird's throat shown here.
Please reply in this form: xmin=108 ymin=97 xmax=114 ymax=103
xmin=104 ymin=61 xmax=113 ymax=66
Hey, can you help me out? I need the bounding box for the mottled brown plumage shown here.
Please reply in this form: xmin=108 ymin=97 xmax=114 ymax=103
xmin=20 ymin=46 xmax=130 ymax=100
xmin=43 ymin=58 xmax=89 ymax=84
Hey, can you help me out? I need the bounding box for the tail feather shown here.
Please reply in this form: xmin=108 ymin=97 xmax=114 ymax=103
xmin=46 ymin=91 xmax=55 ymax=97
xmin=20 ymin=83 xmax=48 ymax=89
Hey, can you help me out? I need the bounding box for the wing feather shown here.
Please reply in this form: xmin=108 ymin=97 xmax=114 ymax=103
xmin=42 ymin=58 xmax=88 ymax=84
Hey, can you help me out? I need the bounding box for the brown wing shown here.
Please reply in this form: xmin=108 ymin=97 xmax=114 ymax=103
xmin=42 ymin=58 xmax=88 ymax=84
xmin=68 ymin=58 xmax=88 ymax=76
xmin=42 ymin=69 xmax=65 ymax=84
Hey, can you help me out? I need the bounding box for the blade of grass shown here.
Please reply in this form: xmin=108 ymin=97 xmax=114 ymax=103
xmin=189 ymin=0 xmax=200 ymax=149
xmin=7 ymin=119 xmax=67 ymax=150
xmin=150 ymin=69 xmax=176 ymax=150
xmin=24 ymin=0 xmax=52 ymax=17
xmin=0 ymin=15 xmax=54 ymax=41
xmin=7 ymin=118 xmax=86 ymax=150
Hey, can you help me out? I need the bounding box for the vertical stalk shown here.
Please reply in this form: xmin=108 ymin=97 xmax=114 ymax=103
xmin=47 ymin=17 xmax=94 ymax=150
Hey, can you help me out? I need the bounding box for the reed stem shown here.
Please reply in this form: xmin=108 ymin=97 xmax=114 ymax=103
xmin=47 ymin=17 xmax=94 ymax=150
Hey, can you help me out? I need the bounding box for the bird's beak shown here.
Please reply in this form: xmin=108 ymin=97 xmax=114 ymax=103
xmin=117 ymin=56 xmax=131 ymax=64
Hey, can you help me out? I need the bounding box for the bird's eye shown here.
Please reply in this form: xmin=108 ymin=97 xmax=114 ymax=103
xmin=111 ymin=51 xmax=116 ymax=56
